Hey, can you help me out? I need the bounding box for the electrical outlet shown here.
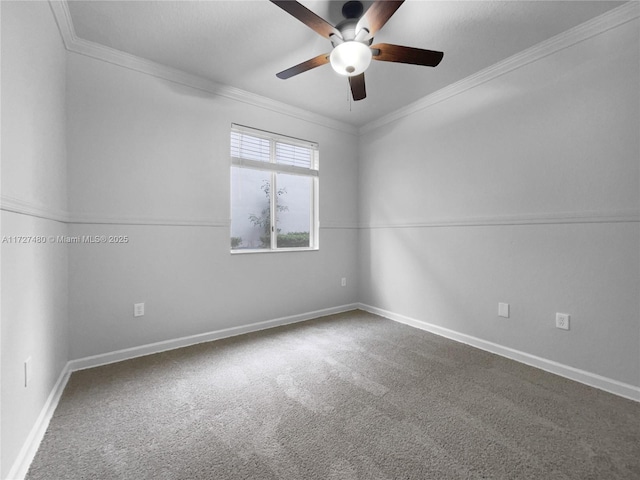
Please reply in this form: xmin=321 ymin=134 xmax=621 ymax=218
xmin=498 ymin=303 xmax=510 ymax=318
xmin=341 ymin=277 xmax=347 ymax=287
xmin=134 ymin=303 xmax=145 ymax=317
xmin=24 ymin=357 xmax=32 ymax=387
xmin=556 ymin=313 xmax=570 ymax=330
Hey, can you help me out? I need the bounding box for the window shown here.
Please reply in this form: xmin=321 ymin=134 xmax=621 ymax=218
xmin=230 ymin=124 xmax=319 ymax=252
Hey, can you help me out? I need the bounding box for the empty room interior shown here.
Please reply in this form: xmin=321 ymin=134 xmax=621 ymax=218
xmin=1 ymin=0 xmax=639 ymax=479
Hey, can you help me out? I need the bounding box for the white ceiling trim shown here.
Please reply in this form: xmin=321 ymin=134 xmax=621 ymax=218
xmin=47 ymin=1 xmax=638 ymax=137
xmin=360 ymin=1 xmax=640 ymax=135
xmin=47 ymin=1 xmax=358 ymax=136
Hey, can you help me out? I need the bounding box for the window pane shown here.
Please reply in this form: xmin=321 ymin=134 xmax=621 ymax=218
xmin=276 ymin=173 xmax=312 ymax=249
xmin=231 ymin=167 xmax=272 ymax=249
xmin=231 ymin=131 xmax=270 ymax=163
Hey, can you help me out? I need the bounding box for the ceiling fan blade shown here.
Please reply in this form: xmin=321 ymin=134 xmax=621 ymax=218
xmin=349 ymin=73 xmax=366 ymax=101
xmin=356 ymin=1 xmax=404 ymax=38
xmin=371 ymin=43 xmax=444 ymax=67
xmin=270 ymin=1 xmax=341 ymax=39
xmin=276 ymin=53 xmax=330 ymax=79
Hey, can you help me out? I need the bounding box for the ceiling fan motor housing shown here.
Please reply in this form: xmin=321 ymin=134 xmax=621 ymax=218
xmin=331 ymin=19 xmax=373 ymax=46
xmin=342 ymin=1 xmax=364 ymax=19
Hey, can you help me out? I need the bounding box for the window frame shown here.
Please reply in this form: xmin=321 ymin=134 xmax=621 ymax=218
xmin=230 ymin=124 xmax=319 ymax=253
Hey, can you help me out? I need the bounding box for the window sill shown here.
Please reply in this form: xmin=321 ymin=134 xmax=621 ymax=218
xmin=230 ymin=247 xmax=319 ymax=255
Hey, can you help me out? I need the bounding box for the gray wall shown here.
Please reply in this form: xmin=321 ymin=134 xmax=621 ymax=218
xmin=65 ymin=52 xmax=360 ymax=360
xmin=358 ymin=18 xmax=640 ymax=386
xmin=1 ymin=2 xmax=69 ymax=478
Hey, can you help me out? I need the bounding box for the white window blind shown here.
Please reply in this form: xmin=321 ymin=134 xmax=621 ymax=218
xmin=276 ymin=143 xmax=313 ymax=169
xmin=231 ymin=131 xmax=270 ymax=163
xmin=231 ymin=125 xmax=318 ymax=177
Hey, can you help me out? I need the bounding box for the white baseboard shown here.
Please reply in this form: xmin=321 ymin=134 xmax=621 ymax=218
xmin=7 ymin=303 xmax=359 ymax=480
xmin=68 ymin=303 xmax=359 ymax=372
xmin=6 ymin=365 xmax=72 ymax=480
xmin=359 ymin=303 xmax=640 ymax=403
xmin=10 ymin=302 xmax=637 ymax=479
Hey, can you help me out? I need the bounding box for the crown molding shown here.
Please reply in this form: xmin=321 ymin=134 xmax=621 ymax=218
xmin=47 ymin=1 xmax=358 ymax=137
xmin=359 ymin=209 xmax=640 ymax=229
xmin=360 ymin=1 xmax=640 ymax=135
xmin=48 ymin=0 xmax=74 ymax=50
xmin=48 ymin=0 xmax=638 ymax=138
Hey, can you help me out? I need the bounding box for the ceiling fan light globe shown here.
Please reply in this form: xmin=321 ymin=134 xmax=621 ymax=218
xmin=330 ymin=41 xmax=372 ymax=76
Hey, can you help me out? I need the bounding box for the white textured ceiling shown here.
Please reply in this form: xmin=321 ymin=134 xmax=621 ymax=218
xmin=66 ymin=0 xmax=625 ymax=127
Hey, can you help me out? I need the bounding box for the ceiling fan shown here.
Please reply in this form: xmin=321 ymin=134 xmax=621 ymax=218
xmin=270 ymin=0 xmax=444 ymax=101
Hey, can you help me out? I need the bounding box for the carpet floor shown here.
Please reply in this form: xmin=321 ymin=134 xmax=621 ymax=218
xmin=27 ymin=310 xmax=639 ymax=479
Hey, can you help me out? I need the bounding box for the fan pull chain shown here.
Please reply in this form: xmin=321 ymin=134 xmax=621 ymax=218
xmin=347 ymin=81 xmax=352 ymax=112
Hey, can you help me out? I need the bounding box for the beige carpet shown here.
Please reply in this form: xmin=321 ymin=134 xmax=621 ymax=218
xmin=27 ymin=310 xmax=640 ymax=479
